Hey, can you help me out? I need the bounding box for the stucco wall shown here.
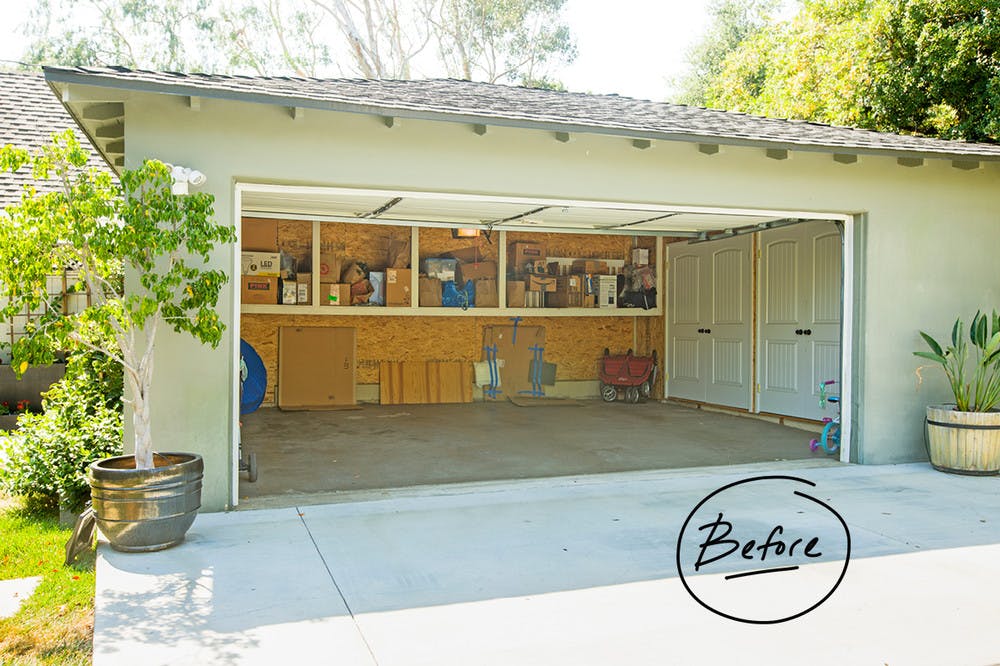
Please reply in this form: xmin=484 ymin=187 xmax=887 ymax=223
xmin=120 ymin=90 xmax=1000 ymax=510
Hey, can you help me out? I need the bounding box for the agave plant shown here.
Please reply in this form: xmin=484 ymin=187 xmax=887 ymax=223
xmin=914 ymin=310 xmax=1000 ymax=412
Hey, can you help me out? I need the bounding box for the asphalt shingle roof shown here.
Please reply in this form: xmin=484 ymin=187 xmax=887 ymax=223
xmin=0 ymin=70 xmax=110 ymax=208
xmin=44 ymin=65 xmax=1000 ymax=162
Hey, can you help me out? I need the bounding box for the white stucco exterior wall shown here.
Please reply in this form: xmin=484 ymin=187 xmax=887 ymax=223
xmin=118 ymin=91 xmax=1000 ymax=511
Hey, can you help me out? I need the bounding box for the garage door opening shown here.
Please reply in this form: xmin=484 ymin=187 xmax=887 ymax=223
xmin=230 ymin=183 xmax=853 ymax=508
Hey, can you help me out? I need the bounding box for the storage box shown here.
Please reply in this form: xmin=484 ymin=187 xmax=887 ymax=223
xmin=506 ymin=280 xmax=526 ymax=308
xmin=557 ymin=275 xmax=583 ymax=292
xmin=597 ymin=275 xmax=618 ymax=308
xmin=572 ymin=259 xmax=609 ymax=275
xmin=457 ymin=260 xmax=497 ymax=285
xmin=244 ymin=251 xmax=294 ymax=277
xmin=386 ymin=268 xmax=412 ymax=307
xmin=319 ymin=253 xmax=343 ymax=283
xmin=526 ymin=275 xmax=557 ymax=292
xmin=277 ymin=326 xmax=356 ymax=409
xmin=632 ymin=248 xmax=650 ymax=266
xmin=474 ymin=278 xmax=499 ymax=307
xmin=546 ymin=290 xmax=584 ymax=308
xmin=281 ymin=280 xmax=297 ymax=305
xmin=508 ymin=241 xmax=547 ymax=275
xmin=419 ymin=276 xmax=442 ymax=306
xmin=526 ymin=259 xmax=548 ymax=275
xmin=241 ymin=276 xmax=279 ymax=305
xmin=324 ymin=283 xmax=351 ymax=306
xmin=241 ymin=218 xmax=278 ymax=252
xmin=422 ymin=258 xmax=458 ymax=282
xmin=296 ymin=273 xmax=311 ymax=305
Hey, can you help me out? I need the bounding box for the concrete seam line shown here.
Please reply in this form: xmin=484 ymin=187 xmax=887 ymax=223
xmin=297 ymin=507 xmax=381 ymax=664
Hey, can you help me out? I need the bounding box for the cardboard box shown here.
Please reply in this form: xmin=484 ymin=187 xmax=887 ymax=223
xmin=572 ymin=259 xmax=609 ymax=275
xmin=457 ymin=260 xmax=497 ymax=285
xmin=281 ymin=280 xmax=297 ymax=305
xmin=386 ymin=268 xmax=412 ymax=307
xmin=296 ymin=273 xmax=311 ymax=305
xmin=419 ymin=276 xmax=442 ymax=306
xmin=632 ymin=248 xmax=650 ymax=266
xmin=241 ymin=218 xmax=278 ymax=252
xmin=242 ymin=251 xmax=282 ymax=277
xmin=526 ymin=275 xmax=557 ymax=292
xmin=277 ymin=326 xmax=356 ymax=409
xmin=557 ymin=275 xmax=583 ymax=293
xmin=340 ymin=261 xmax=366 ymax=285
xmin=546 ymin=290 xmax=584 ymax=308
xmin=241 ymin=276 xmax=279 ymax=305
xmin=422 ymin=258 xmax=458 ymax=282
xmin=508 ymin=241 xmax=547 ymax=275
xmin=597 ymin=274 xmax=618 ymax=308
xmin=319 ymin=253 xmax=343 ymax=283
xmin=506 ymin=280 xmax=526 ymax=308
xmin=474 ymin=278 xmax=499 ymax=307
xmin=324 ymin=283 xmax=351 ymax=306
xmin=526 ymin=259 xmax=548 ymax=275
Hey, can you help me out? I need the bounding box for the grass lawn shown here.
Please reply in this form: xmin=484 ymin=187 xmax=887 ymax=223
xmin=0 ymin=495 xmax=94 ymax=665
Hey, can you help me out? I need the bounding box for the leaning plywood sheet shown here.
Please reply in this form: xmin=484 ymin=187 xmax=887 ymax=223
xmin=278 ymin=327 xmax=356 ymax=409
xmin=481 ymin=325 xmax=546 ymax=400
xmin=379 ymin=361 xmax=473 ymax=405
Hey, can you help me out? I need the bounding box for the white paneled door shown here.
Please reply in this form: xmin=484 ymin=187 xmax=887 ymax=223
xmin=758 ymin=221 xmax=842 ymax=420
xmin=668 ymin=235 xmax=752 ymax=409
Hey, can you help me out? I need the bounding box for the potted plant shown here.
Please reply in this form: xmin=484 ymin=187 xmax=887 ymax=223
xmin=914 ymin=310 xmax=1000 ymax=475
xmin=0 ymin=130 xmax=235 ymax=550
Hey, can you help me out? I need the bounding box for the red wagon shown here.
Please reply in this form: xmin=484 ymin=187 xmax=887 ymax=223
xmin=599 ymin=348 xmax=658 ymax=403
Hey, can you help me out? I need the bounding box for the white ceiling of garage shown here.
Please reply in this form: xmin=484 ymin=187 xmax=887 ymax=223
xmin=240 ymin=186 xmax=835 ymax=239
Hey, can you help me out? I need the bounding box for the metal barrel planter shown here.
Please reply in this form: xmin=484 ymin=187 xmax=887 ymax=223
xmin=88 ymin=453 xmax=203 ymax=552
xmin=925 ymin=405 xmax=1000 ymax=476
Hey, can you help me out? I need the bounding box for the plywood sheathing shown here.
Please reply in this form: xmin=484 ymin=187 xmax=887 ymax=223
xmin=241 ymin=313 xmax=664 ymax=405
xmin=419 ymin=228 xmax=499 ymax=261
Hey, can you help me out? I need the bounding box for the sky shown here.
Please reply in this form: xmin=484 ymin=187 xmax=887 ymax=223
xmin=0 ymin=1 xmax=771 ymax=102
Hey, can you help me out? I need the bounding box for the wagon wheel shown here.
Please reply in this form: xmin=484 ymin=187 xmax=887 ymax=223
xmin=246 ymin=452 xmax=258 ymax=483
xmin=603 ymin=347 xmax=610 ymax=356
xmin=639 ymin=380 xmax=651 ymax=399
xmin=600 ymin=382 xmax=618 ymax=402
xmin=625 ymin=386 xmax=641 ymax=404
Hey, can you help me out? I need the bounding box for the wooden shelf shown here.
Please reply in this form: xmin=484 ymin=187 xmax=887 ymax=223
xmin=241 ymin=304 xmax=662 ymax=317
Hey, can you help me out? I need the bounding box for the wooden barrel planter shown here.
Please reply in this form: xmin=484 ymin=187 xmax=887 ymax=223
xmin=925 ymin=405 xmax=1000 ymax=475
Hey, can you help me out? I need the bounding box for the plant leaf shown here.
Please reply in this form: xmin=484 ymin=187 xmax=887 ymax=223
xmin=919 ymin=331 xmax=943 ymax=357
xmin=914 ymin=351 xmax=947 ymax=365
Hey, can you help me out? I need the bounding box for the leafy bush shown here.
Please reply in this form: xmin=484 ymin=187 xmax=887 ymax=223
xmin=0 ymin=351 xmax=123 ymax=513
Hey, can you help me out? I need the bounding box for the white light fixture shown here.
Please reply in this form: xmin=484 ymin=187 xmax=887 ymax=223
xmin=166 ymin=164 xmax=207 ymax=195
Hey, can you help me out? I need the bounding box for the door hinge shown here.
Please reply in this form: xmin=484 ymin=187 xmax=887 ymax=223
xmin=756 ymin=383 xmax=761 ymax=393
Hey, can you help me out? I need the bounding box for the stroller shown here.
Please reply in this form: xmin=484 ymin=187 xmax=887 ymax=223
xmin=599 ymin=348 xmax=658 ymax=404
xmin=239 ymin=338 xmax=266 ymax=482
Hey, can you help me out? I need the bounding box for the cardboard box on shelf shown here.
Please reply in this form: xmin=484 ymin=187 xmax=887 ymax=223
xmin=556 ymin=275 xmax=583 ymax=293
xmin=572 ymin=259 xmax=609 ymax=275
xmin=241 ymin=276 xmax=279 ymax=305
xmin=386 ymin=268 xmax=412 ymax=306
xmin=278 ymin=326 xmax=356 ymax=409
xmin=421 ymin=258 xmax=458 ymax=282
xmin=281 ymin=280 xmax=297 ymax=305
xmin=319 ymin=253 xmax=343 ymax=283
xmin=386 ymin=237 xmax=411 ymax=268
xmin=506 ymin=280 xmax=526 ymax=308
xmin=241 ymin=218 xmax=278 ymax=252
xmin=419 ymin=276 xmax=442 ymax=306
xmin=597 ymin=274 xmax=618 ymax=308
xmin=546 ymin=290 xmax=584 ymax=308
xmin=456 ymin=261 xmax=497 ymax=285
xmin=295 ymin=274 xmax=311 ymax=304
xmin=508 ymin=241 xmax=547 ymax=275
xmin=241 ymin=251 xmax=281 ymax=277
xmin=324 ymin=283 xmax=351 ymax=306
xmin=525 ymin=275 xmax=557 ymax=292
xmin=526 ymin=259 xmax=548 ymax=275
xmin=340 ymin=261 xmax=366 ymax=285
xmin=632 ymin=248 xmax=650 ymax=266
xmin=474 ymin=278 xmax=499 ymax=307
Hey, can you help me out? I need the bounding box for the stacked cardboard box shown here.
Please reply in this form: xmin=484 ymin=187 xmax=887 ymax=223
xmin=508 ymin=241 xmax=547 ymax=276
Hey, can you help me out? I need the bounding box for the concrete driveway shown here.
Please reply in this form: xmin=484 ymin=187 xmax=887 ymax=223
xmin=94 ymin=461 xmax=1000 ymax=665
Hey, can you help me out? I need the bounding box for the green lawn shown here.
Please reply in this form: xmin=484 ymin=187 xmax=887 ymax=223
xmin=0 ymin=495 xmax=95 ymax=665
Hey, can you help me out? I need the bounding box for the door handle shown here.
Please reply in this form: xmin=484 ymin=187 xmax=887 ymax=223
xmin=704 ymin=328 xmax=711 ymax=334
xmin=795 ymin=329 xmax=803 ymax=335
xmin=697 ymin=328 xmax=705 ymax=333
xmin=803 ymin=329 xmax=812 ymax=336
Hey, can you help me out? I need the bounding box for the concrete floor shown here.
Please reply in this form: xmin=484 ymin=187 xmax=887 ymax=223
xmin=94 ymin=462 xmax=1000 ymax=665
xmin=239 ymin=400 xmax=832 ymax=506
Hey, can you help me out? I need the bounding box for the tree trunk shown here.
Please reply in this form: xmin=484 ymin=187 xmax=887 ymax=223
xmin=131 ymin=376 xmax=154 ymax=470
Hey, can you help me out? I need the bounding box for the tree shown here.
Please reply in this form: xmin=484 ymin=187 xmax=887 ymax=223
xmin=18 ymin=0 xmax=577 ymax=87
xmin=674 ymin=0 xmax=780 ymax=107
xmin=0 ymin=130 xmax=235 ymax=470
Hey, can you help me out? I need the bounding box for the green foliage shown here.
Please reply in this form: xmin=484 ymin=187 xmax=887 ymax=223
xmin=0 ymin=352 xmax=123 ymax=512
xmin=914 ymin=311 xmax=1000 ymax=412
xmin=0 ymin=129 xmax=236 ymax=469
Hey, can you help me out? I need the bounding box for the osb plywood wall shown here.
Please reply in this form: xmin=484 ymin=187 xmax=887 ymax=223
xmin=255 ymin=218 xmax=414 ymax=273
xmin=242 ymin=314 xmax=664 ymax=405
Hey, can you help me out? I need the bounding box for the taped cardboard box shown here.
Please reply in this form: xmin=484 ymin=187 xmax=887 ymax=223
xmin=324 ymin=283 xmax=351 ymax=306
xmin=386 ymin=268 xmax=412 ymax=306
xmin=632 ymin=248 xmax=650 ymax=266
xmin=526 ymin=275 xmax=557 ymax=292
xmin=506 ymin=280 xmax=526 ymax=307
xmin=319 ymin=253 xmax=343 ymax=283
xmin=508 ymin=241 xmax=547 ymax=275
xmin=241 ymin=218 xmax=278 ymax=252
xmin=296 ymin=273 xmax=311 ymax=305
xmin=422 ymin=258 xmax=458 ymax=282
xmin=419 ymin=276 xmax=442 ymax=306
xmin=242 ymin=251 xmax=283 ymax=277
xmin=572 ymin=259 xmax=609 ymax=275
xmin=474 ymin=278 xmax=499 ymax=307
xmin=457 ymin=260 xmax=497 ymax=285
xmin=241 ymin=276 xmax=279 ymax=305
xmin=546 ymin=290 xmax=584 ymax=308
xmin=278 ymin=326 xmax=356 ymax=409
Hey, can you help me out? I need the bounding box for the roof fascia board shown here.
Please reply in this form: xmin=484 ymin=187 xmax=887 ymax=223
xmin=45 ymin=68 xmax=1000 ymax=164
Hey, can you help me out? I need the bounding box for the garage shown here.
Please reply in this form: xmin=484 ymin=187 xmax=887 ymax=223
xmin=43 ymin=66 xmax=1000 ymax=511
